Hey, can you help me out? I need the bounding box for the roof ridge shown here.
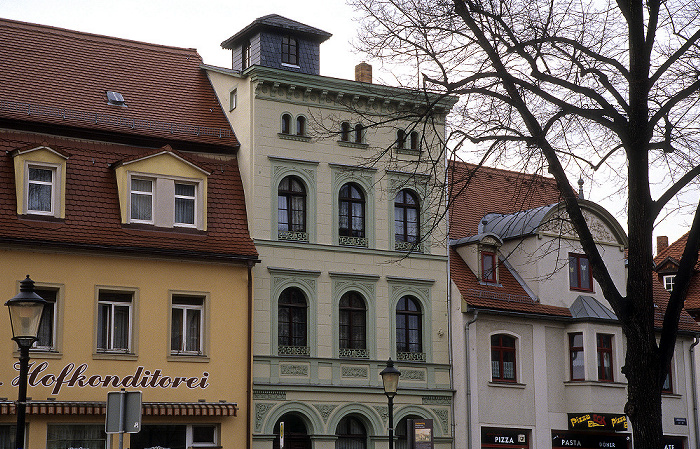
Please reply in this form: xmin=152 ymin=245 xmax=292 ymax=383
xmin=0 ymin=17 xmax=201 ymax=59
xmin=450 ymin=160 xmax=556 ymax=183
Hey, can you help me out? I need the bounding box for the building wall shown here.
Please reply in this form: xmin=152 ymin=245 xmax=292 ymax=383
xmin=0 ymin=248 xmax=251 ymax=449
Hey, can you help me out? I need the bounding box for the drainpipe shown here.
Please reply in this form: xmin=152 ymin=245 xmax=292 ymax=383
xmin=465 ymin=310 xmax=479 ymax=449
xmin=247 ymin=261 xmax=254 ymax=449
xmin=690 ymin=337 xmax=700 ymax=448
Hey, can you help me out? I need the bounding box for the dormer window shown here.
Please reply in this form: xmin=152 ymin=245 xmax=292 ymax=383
xmin=27 ymin=166 xmax=55 ymax=214
xmin=13 ymin=146 xmax=68 ymax=219
xmin=663 ymin=275 xmax=676 ymax=292
xmin=481 ymin=251 xmax=497 ymax=283
xmin=281 ymin=35 xmax=298 ymax=66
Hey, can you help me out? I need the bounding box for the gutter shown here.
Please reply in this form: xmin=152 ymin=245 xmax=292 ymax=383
xmin=247 ymin=261 xmax=254 ymax=449
xmin=691 ymin=337 xmax=700 ymax=447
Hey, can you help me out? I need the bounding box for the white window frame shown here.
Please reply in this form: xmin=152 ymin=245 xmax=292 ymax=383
xmin=129 ymin=177 xmax=154 ymax=224
xmin=174 ymin=182 xmax=197 ymax=228
xmin=189 ymin=424 xmax=218 ymax=447
xmin=97 ymin=291 xmax=133 ymax=353
xmin=26 ymin=163 xmax=58 ymax=216
xmin=229 ymin=88 xmax=237 ymax=111
xmin=170 ymin=295 xmax=205 ymax=355
xmin=663 ymin=274 xmax=675 ymax=292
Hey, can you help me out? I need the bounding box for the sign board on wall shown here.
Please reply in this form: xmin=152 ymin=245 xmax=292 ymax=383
xmin=481 ymin=427 xmax=529 ymax=449
xmin=568 ymin=413 xmax=628 ymax=431
xmin=552 ymin=431 xmax=630 ymax=448
xmin=407 ymin=419 xmax=433 ymax=449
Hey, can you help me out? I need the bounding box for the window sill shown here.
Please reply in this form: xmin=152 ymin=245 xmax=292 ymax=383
xmin=27 ymin=349 xmax=63 ymax=359
xmin=278 ymin=133 xmax=311 ymax=142
xmin=488 ymin=381 xmax=525 ymax=388
xmin=167 ymin=354 xmax=210 ymax=363
xmin=396 ymin=148 xmax=421 ymax=156
xmin=662 ymin=392 xmax=681 ymax=398
xmin=93 ymin=352 xmax=138 ymax=361
xmin=564 ymin=380 xmax=627 ymax=388
xmin=337 ymin=141 xmax=368 ymax=149
xmin=122 ymin=223 xmax=206 ymax=234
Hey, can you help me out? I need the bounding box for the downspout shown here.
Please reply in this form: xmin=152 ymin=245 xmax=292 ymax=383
xmin=466 ymin=310 xmax=479 ymax=449
xmin=690 ymin=336 xmax=700 ymax=448
xmin=446 ymin=175 xmax=455 ymax=449
xmin=247 ymin=260 xmax=254 ymax=449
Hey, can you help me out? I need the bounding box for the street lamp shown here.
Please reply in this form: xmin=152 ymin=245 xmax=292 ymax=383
xmin=5 ymin=275 xmax=47 ymax=449
xmin=380 ymin=358 xmax=401 ymax=449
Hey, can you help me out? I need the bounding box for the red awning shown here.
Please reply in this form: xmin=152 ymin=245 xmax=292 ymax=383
xmin=0 ymin=401 xmax=237 ymax=417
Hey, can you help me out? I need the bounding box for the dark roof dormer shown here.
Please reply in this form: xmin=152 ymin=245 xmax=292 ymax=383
xmin=221 ymin=14 xmax=332 ymax=75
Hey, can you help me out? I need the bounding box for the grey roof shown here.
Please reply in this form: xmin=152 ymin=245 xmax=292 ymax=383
xmin=221 ymin=14 xmax=332 ymax=49
xmin=570 ymin=295 xmax=618 ymax=321
xmin=479 ymin=204 xmax=557 ymax=240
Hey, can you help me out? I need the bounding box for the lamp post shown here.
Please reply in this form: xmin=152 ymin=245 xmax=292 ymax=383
xmin=380 ymin=358 xmax=401 ymax=449
xmin=5 ymin=275 xmax=47 ymax=449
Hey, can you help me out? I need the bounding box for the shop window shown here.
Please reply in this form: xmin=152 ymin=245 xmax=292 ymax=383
xmin=569 ymin=253 xmax=593 ymax=292
xmin=481 ymin=251 xmax=497 ymax=283
xmin=491 ymin=334 xmax=516 ymax=382
xmin=34 ymin=288 xmax=58 ymax=351
xmin=396 ymin=296 xmax=423 ymax=359
xmin=663 ymin=275 xmax=675 ymax=292
xmin=596 ymin=333 xmax=614 ymax=381
xmin=171 ymin=295 xmax=204 ymax=355
xmin=339 ymin=183 xmax=366 ymax=246
xmin=336 ymin=416 xmax=367 ymax=449
xmin=278 ymin=175 xmax=307 ymax=241
xmin=394 ymin=189 xmax=420 ymax=250
xmin=339 ymin=291 xmax=367 ymax=358
xmin=282 ymin=35 xmax=299 ymax=66
xmin=278 ymin=287 xmax=309 ymax=356
xmin=569 ymin=332 xmax=584 ymax=380
xmin=47 ymin=424 xmax=106 ymax=449
xmin=97 ymin=291 xmax=133 ymax=353
xmin=131 ymin=424 xmax=218 ymax=449
xmin=0 ymin=425 xmax=15 ymax=448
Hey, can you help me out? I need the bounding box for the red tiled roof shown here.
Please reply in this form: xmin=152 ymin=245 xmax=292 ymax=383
xmin=0 ymin=18 xmax=238 ymax=149
xmin=0 ymin=130 xmax=257 ymax=260
xmin=651 ymin=273 xmax=700 ymax=332
xmin=447 ymin=160 xmax=562 ymax=239
xmin=653 ymin=232 xmax=700 ymax=313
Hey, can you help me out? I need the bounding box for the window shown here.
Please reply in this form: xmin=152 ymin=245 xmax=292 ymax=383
xmin=27 ymin=166 xmax=55 ymax=214
xmin=396 ymin=296 xmax=422 ymax=359
xmin=171 ymin=295 xmax=204 ymax=355
xmin=569 ymin=332 xmax=585 ymax=380
xmin=396 ymin=130 xmax=406 ymax=149
xmin=229 ymin=89 xmax=237 ymax=111
xmin=281 ymin=35 xmax=299 ymax=65
xmin=663 ymin=361 xmax=673 ymax=393
xmin=278 ymin=176 xmax=307 ymax=239
xmin=597 ymin=333 xmax=614 ymax=381
xmin=278 ymin=288 xmax=308 ymax=355
xmin=130 ymin=178 xmax=153 ymax=223
xmin=395 ymin=189 xmax=419 ymax=250
xmin=339 ymin=183 xmax=365 ymax=239
xmin=281 ymin=113 xmax=292 ymax=134
xmin=47 ymin=425 xmax=106 ymax=449
xmin=106 ymin=91 xmax=126 ymax=106
xmin=663 ymin=275 xmax=675 ymax=292
xmin=0 ymin=425 xmax=15 ymax=448
xmin=97 ymin=291 xmax=132 ymax=353
xmin=491 ymin=334 xmax=516 ymax=382
xmin=242 ymin=40 xmax=251 ymax=70
xmin=336 ymin=416 xmax=367 ymax=449
xmin=34 ymin=288 xmax=57 ymax=351
xmin=339 ymin=291 xmax=367 ymax=357
xmin=354 ymin=124 xmax=364 ymax=143
xmin=569 ymin=253 xmax=593 ymax=292
xmin=481 ymin=251 xmax=497 ymax=283
xmin=273 ymin=415 xmax=309 ymax=449
xmin=340 ymin=122 xmax=351 ymax=142
xmin=174 ymin=182 xmax=196 ymax=226
xmin=131 ymin=424 xmax=218 ymax=449
xmin=410 ymin=131 xmax=419 ymax=150
xmin=296 ymin=115 xmax=306 ymax=136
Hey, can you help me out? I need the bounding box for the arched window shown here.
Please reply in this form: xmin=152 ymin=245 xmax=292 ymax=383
xmin=339 ymin=292 xmax=366 ymax=354
xmin=340 ymin=122 xmax=351 ymax=142
xmin=296 ymin=116 xmax=306 ymax=136
xmin=396 ymin=415 xmax=424 ymax=449
xmin=394 ymin=190 xmax=419 ymax=248
xmin=278 ymin=288 xmax=308 ymax=355
xmin=278 ymin=176 xmax=306 ymax=238
xmin=335 ymin=416 xmax=367 ymax=449
xmin=396 ymin=130 xmax=406 ymax=149
xmin=410 ymin=131 xmax=419 ymax=150
xmin=339 ymin=183 xmax=365 ymax=238
xmin=281 ymin=113 xmax=292 ymax=134
xmin=354 ymin=123 xmax=363 ymax=143
xmin=491 ymin=334 xmax=516 ymax=382
xmin=274 ymin=414 xmax=310 ymax=449
xmin=396 ymin=296 xmax=422 ymax=357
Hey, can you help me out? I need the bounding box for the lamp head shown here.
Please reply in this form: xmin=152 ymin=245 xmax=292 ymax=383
xmin=5 ymin=275 xmax=47 ymax=347
xmin=380 ymin=358 xmax=401 ymax=398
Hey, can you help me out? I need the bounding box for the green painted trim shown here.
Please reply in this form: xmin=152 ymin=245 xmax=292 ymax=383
xmin=254 ymin=238 xmax=448 ymax=261
xmin=269 ymin=158 xmax=318 ymax=243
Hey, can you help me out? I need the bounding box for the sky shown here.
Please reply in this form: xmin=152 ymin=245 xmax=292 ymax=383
xmin=2 ymin=0 xmax=693 ymax=247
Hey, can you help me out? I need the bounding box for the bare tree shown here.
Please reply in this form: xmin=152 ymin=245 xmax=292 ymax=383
xmin=352 ymin=0 xmax=700 ymax=447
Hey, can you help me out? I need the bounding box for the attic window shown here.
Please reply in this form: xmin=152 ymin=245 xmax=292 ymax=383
xmin=663 ymin=275 xmax=675 ymax=292
xmin=106 ymin=91 xmax=126 ymax=106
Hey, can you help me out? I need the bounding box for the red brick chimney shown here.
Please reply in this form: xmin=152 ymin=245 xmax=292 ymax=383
xmin=355 ymin=62 xmax=372 ymax=83
xmin=657 ymin=236 xmax=668 ymax=256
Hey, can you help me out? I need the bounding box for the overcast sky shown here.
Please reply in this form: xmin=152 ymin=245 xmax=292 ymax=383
xmin=3 ymin=0 xmax=692 ymax=245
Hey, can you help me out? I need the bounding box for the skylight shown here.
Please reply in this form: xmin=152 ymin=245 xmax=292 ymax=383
xmin=106 ymin=91 xmax=126 ymax=106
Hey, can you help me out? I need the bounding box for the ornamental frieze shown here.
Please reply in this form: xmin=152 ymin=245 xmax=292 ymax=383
xmin=538 ymin=210 xmax=617 ymax=244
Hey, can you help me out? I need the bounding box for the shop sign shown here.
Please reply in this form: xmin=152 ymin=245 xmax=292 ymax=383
xmin=407 ymin=418 xmax=433 ymax=449
xmin=663 ymin=435 xmax=685 ymax=449
xmin=2 ymin=362 xmax=209 ymax=395
xmin=568 ymin=413 xmax=628 ymax=431
xmin=552 ymin=431 xmax=631 ymax=448
xmin=481 ymin=427 xmax=529 ymax=448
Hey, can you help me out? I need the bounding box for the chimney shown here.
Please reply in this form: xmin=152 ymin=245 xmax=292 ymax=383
xmin=355 ymin=62 xmax=372 ymax=83
xmin=657 ymin=236 xmax=668 ymax=256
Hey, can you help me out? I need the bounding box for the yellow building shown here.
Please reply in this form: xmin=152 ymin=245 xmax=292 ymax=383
xmin=0 ymin=18 xmax=258 ymax=449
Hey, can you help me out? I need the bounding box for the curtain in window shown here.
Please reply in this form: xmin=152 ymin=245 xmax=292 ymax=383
xmin=186 ymin=308 xmax=201 ymax=352
xmin=36 ymin=302 xmax=54 ymax=347
xmin=175 ymin=183 xmax=195 ymax=225
xmin=47 ymin=424 xmax=106 ymax=449
xmin=130 ymin=179 xmax=152 ymax=221
xmin=28 ymin=167 xmax=52 ymax=211
xmin=113 ymin=304 xmax=130 ymax=350
xmin=172 ymin=308 xmax=183 ymax=351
